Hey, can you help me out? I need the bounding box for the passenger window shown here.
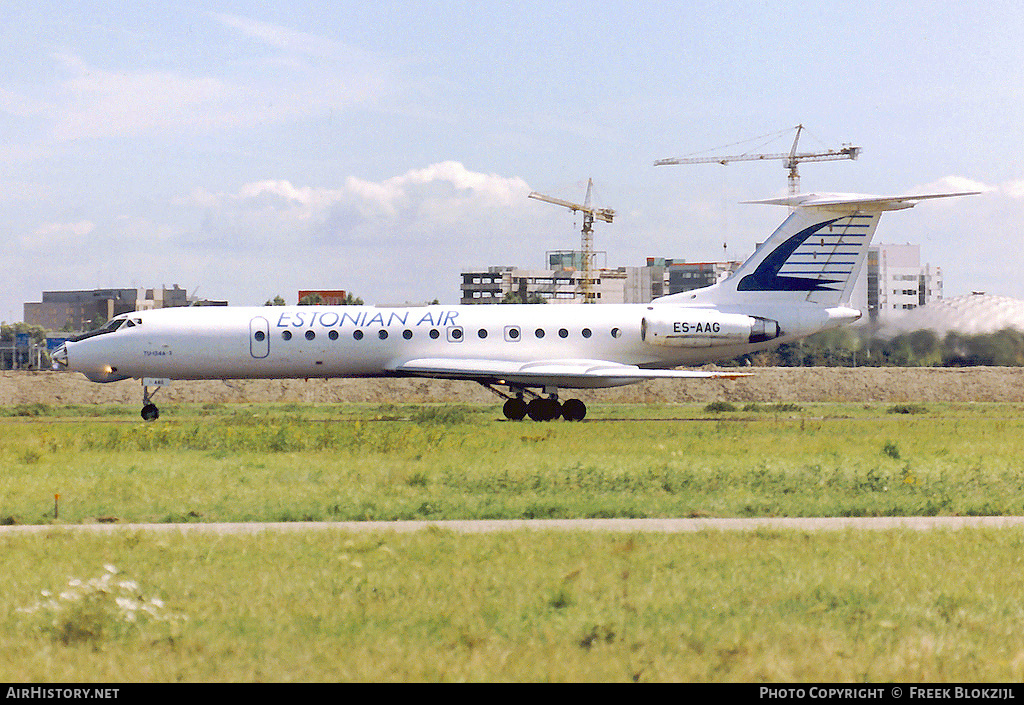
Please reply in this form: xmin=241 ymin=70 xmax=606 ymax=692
xmin=353 ymin=330 xmax=364 ymax=341
xmin=447 ymin=326 xmax=464 ymax=342
xmin=403 ymin=330 xmax=413 ymax=340
xmin=558 ymin=328 xmax=569 ymax=338
xmin=305 ymin=330 xmax=316 ymax=341
xmin=504 ymin=326 xmax=521 ymax=342
xmin=378 ymin=330 xmax=389 ymax=340
xmin=477 ymin=329 xmax=488 ymax=339
xmin=429 ymin=329 xmax=440 ymax=339
xmin=282 ymin=330 xmax=293 ymax=341
xmin=582 ymin=328 xmax=592 ymax=338
xmin=328 ymin=330 xmax=339 ymax=340
xmin=254 ymin=331 xmax=266 ymax=342
xmin=611 ymin=328 xmax=622 ymax=338
xmin=535 ymin=328 xmax=545 ymax=339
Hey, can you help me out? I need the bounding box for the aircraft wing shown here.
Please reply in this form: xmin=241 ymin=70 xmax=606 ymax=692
xmin=389 ymin=358 xmax=751 ymax=389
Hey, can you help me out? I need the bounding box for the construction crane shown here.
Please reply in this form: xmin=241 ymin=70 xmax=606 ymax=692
xmin=654 ymin=124 xmax=861 ymax=195
xmin=528 ymin=179 xmax=614 ymax=304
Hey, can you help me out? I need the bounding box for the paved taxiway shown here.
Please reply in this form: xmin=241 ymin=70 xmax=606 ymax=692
xmin=3 ymin=516 xmax=1024 ymax=535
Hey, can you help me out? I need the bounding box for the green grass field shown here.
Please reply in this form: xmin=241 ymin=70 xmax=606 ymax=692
xmin=3 ymin=401 xmax=1024 ymax=524
xmin=4 ymin=528 xmax=1024 ymax=681
xmin=3 ymin=401 xmax=1024 ymax=681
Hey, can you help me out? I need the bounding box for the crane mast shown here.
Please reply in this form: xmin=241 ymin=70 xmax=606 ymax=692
xmin=655 ymin=124 xmax=860 ymax=195
xmin=528 ymin=179 xmax=614 ymax=303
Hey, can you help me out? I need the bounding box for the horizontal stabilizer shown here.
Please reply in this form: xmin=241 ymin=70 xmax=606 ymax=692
xmin=743 ymin=191 xmax=980 ymax=212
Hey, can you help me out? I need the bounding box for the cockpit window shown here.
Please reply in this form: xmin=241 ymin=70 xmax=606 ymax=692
xmin=68 ymin=315 xmax=132 ymax=342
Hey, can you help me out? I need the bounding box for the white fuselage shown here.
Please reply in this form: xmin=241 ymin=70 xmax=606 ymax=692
xmin=60 ymin=300 xmax=848 ymax=387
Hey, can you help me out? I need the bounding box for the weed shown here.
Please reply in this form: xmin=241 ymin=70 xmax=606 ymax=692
xmin=705 ymin=401 xmax=737 ymax=413
xmin=742 ymin=402 xmax=803 ymax=413
xmin=407 ymin=471 xmax=430 ymax=487
xmin=579 ymin=624 xmax=616 ymax=649
xmin=888 ymin=403 xmax=928 ymax=414
xmin=18 ymin=448 xmax=42 ymax=465
xmin=16 ymin=564 xmax=186 ymax=645
xmin=547 ymin=587 xmax=574 ymax=610
xmin=7 ymin=403 xmax=50 ymax=417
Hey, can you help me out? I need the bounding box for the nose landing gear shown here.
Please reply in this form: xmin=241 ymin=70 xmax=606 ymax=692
xmin=140 ymin=382 xmax=162 ymax=421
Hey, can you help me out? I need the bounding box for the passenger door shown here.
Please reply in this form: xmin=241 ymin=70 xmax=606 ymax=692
xmin=249 ymin=316 xmax=270 ymax=358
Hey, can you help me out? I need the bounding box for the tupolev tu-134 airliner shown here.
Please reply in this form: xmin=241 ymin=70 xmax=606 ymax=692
xmin=53 ymin=190 xmax=976 ymax=421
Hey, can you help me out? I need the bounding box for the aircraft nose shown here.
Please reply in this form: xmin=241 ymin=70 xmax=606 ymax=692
xmin=51 ymin=343 xmax=68 ymax=368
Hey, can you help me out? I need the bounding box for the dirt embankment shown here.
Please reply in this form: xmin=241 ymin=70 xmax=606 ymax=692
xmin=4 ymin=367 xmax=1024 ymax=406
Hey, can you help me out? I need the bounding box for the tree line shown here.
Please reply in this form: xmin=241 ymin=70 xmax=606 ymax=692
xmin=745 ymin=327 xmax=1024 ymax=367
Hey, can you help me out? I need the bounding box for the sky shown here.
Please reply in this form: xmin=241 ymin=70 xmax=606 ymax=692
xmin=2 ymin=0 xmax=1022 ymax=321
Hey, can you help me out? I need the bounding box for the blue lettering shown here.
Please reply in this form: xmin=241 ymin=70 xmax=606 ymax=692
xmin=387 ymin=311 xmax=408 ymax=326
xmin=319 ymin=311 xmax=339 ymax=327
xmin=340 ymin=312 xmax=360 ymax=327
xmin=442 ymin=310 xmax=459 ymax=326
xmin=366 ymin=312 xmax=384 ymax=327
xmin=292 ymin=312 xmax=306 ymax=327
xmin=417 ymin=311 xmax=436 ymax=326
xmin=277 ymin=312 xmax=292 ymax=328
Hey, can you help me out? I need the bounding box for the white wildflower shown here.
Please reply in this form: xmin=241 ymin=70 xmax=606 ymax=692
xmin=17 ymin=565 xmax=187 ymax=642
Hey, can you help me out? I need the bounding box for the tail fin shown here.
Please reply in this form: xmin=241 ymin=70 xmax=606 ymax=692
xmin=657 ymin=191 xmax=978 ymax=307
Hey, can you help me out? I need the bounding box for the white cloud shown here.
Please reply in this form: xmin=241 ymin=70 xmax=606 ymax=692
xmin=913 ymin=175 xmax=997 ymax=196
xmin=1002 ymin=180 xmax=1024 ymax=200
xmin=24 ymin=220 xmax=95 ymax=249
xmin=912 ymin=174 xmax=1024 ymax=201
xmin=0 ymin=85 xmax=49 ymax=119
xmin=191 ymin=161 xmax=530 ymax=229
xmin=888 ymin=177 xmax=1024 ymax=299
xmin=52 ymin=53 xmax=245 ymax=141
xmin=39 ymin=12 xmax=404 ymax=142
xmin=173 ymin=162 xmax=547 ymax=304
xmin=209 ymin=12 xmax=342 ymax=59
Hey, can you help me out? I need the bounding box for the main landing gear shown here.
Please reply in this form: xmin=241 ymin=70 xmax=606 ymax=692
xmin=485 ymin=385 xmax=587 ymax=422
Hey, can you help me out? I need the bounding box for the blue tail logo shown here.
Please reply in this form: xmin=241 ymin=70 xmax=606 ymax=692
xmin=736 ymin=219 xmax=844 ymax=292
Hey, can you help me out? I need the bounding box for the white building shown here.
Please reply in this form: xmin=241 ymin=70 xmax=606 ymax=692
xmin=461 ymin=244 xmax=940 ymax=320
xmin=849 ymin=244 xmax=943 ymax=327
xmin=460 ymin=265 xmax=657 ymax=304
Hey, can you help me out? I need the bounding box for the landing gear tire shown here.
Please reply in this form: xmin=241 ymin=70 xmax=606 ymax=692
xmin=527 ymin=397 xmax=562 ymax=422
xmin=141 ymin=403 xmax=160 ymax=422
xmin=561 ymin=398 xmax=587 ymax=422
xmin=503 ymin=398 xmax=528 ymax=421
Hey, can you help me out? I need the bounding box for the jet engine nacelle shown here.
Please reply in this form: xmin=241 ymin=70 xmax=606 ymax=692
xmin=641 ymin=311 xmax=780 ymax=348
